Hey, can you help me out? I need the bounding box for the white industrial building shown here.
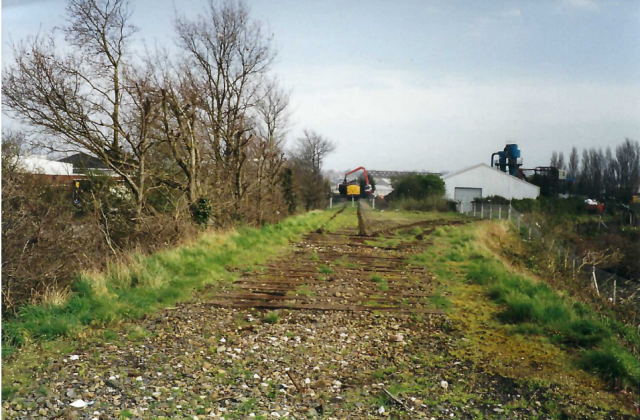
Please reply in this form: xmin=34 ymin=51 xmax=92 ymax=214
xmin=16 ymin=155 xmax=74 ymax=175
xmin=443 ymin=163 xmax=539 ymax=212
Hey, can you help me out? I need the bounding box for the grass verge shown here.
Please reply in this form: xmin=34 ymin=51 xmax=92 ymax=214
xmin=2 ymin=207 xmax=354 ymax=354
xmin=413 ymin=221 xmax=640 ymax=393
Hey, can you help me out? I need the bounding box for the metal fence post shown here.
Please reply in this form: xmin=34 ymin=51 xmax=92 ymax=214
xmin=481 ymin=205 xmax=484 ymax=218
xmin=489 ymin=206 xmax=493 ymax=219
xmin=330 ymin=196 xmax=333 ymax=209
xmin=473 ymin=203 xmax=476 ymax=217
xmin=508 ymin=205 xmax=512 ymax=221
xmin=517 ymin=214 xmax=521 ymax=230
xmin=498 ymin=207 xmax=502 ymax=220
xmin=372 ymin=198 xmax=375 ymax=210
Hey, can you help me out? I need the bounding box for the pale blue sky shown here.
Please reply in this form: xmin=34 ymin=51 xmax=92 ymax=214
xmin=3 ymin=0 xmax=640 ymax=172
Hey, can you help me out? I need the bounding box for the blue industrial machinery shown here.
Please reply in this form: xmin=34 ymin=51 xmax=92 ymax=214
xmin=491 ymin=144 xmax=522 ymax=176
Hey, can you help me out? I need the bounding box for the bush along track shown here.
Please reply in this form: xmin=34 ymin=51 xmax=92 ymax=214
xmin=2 ymin=207 xmax=355 ymax=355
xmin=412 ymin=220 xmax=639 ymax=417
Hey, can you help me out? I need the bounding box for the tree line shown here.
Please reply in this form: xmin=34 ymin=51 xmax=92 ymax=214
xmin=3 ymin=0 xmax=334 ymax=225
xmin=1 ymin=0 xmax=335 ymax=311
xmin=549 ymin=139 xmax=640 ymax=202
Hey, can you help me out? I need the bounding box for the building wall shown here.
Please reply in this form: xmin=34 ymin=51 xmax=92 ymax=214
xmin=444 ymin=164 xmax=539 ymax=201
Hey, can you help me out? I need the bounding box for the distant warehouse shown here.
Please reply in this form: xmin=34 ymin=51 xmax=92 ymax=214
xmin=443 ymin=163 xmax=539 ymax=212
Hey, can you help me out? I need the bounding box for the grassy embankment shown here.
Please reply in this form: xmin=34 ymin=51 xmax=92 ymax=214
xmin=2 ymin=206 xmax=356 ymax=355
xmin=407 ymin=219 xmax=639 ymax=413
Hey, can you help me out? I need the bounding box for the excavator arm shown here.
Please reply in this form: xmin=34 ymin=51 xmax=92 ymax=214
xmin=343 ymin=166 xmax=370 ymax=186
xmin=342 ymin=166 xmax=372 ymax=194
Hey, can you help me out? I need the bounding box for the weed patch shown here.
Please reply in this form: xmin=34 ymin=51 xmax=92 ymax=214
xmin=3 ymin=209 xmax=350 ymax=351
xmin=287 ymin=285 xmax=314 ymax=297
xmin=262 ymin=311 xmax=279 ymax=324
xmin=317 ymin=264 xmax=335 ymax=275
xmin=428 ymin=293 xmax=452 ymax=310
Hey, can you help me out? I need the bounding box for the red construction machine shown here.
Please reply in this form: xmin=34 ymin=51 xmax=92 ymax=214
xmin=338 ymin=166 xmax=373 ymax=196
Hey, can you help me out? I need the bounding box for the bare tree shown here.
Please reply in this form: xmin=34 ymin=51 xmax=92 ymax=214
xmin=556 ymin=151 xmax=566 ymax=171
xmin=2 ymin=0 xmax=155 ymax=218
xmin=579 ymin=148 xmax=605 ymax=199
xmin=603 ymin=147 xmax=617 ymax=199
xmin=550 ymin=151 xmax=558 ymax=168
xmin=174 ymin=0 xmax=275 ymax=219
xmin=568 ymin=146 xmax=579 ymax=179
xmin=158 ymin=80 xmax=202 ymax=206
xmin=251 ymin=80 xmax=290 ymax=223
xmin=615 ymin=138 xmax=640 ymax=202
xmin=292 ymin=130 xmax=336 ymax=176
xmin=290 ymin=129 xmax=336 ymax=210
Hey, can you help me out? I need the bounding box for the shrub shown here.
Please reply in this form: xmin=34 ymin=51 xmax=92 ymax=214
xmin=391 ymin=174 xmax=445 ymax=199
xmin=190 ymin=197 xmax=213 ymax=226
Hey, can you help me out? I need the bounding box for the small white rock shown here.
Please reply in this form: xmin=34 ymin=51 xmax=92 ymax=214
xmin=378 ymin=406 xmax=385 ymax=414
xmin=69 ymin=399 xmax=92 ymax=408
xmin=440 ymin=380 xmax=448 ymax=389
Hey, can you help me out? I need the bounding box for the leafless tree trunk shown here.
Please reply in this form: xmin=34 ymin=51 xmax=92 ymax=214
xmin=252 ymin=80 xmax=289 ymax=223
xmin=158 ymin=84 xmax=201 ymax=205
xmin=174 ymin=0 xmax=275 ymax=219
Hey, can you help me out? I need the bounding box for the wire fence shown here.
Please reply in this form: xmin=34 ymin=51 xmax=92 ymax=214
xmin=460 ymin=202 xmax=638 ymax=309
xmin=458 ymin=203 xmax=526 ymax=228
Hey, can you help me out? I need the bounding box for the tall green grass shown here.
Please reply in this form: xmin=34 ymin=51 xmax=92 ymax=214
xmin=3 ymin=208 xmax=353 ymax=352
xmin=466 ymin=252 xmax=640 ymax=389
xmin=411 ymin=222 xmax=640 ymax=390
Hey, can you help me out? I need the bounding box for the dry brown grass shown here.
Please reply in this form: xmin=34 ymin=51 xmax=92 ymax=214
xmin=32 ymin=282 xmax=72 ymax=308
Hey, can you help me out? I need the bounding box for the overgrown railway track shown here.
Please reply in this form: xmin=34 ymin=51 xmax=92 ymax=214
xmin=208 ymin=204 xmax=467 ymax=314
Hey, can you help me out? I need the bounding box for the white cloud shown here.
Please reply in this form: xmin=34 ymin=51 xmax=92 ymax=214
xmin=279 ymin=66 xmax=640 ymax=171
